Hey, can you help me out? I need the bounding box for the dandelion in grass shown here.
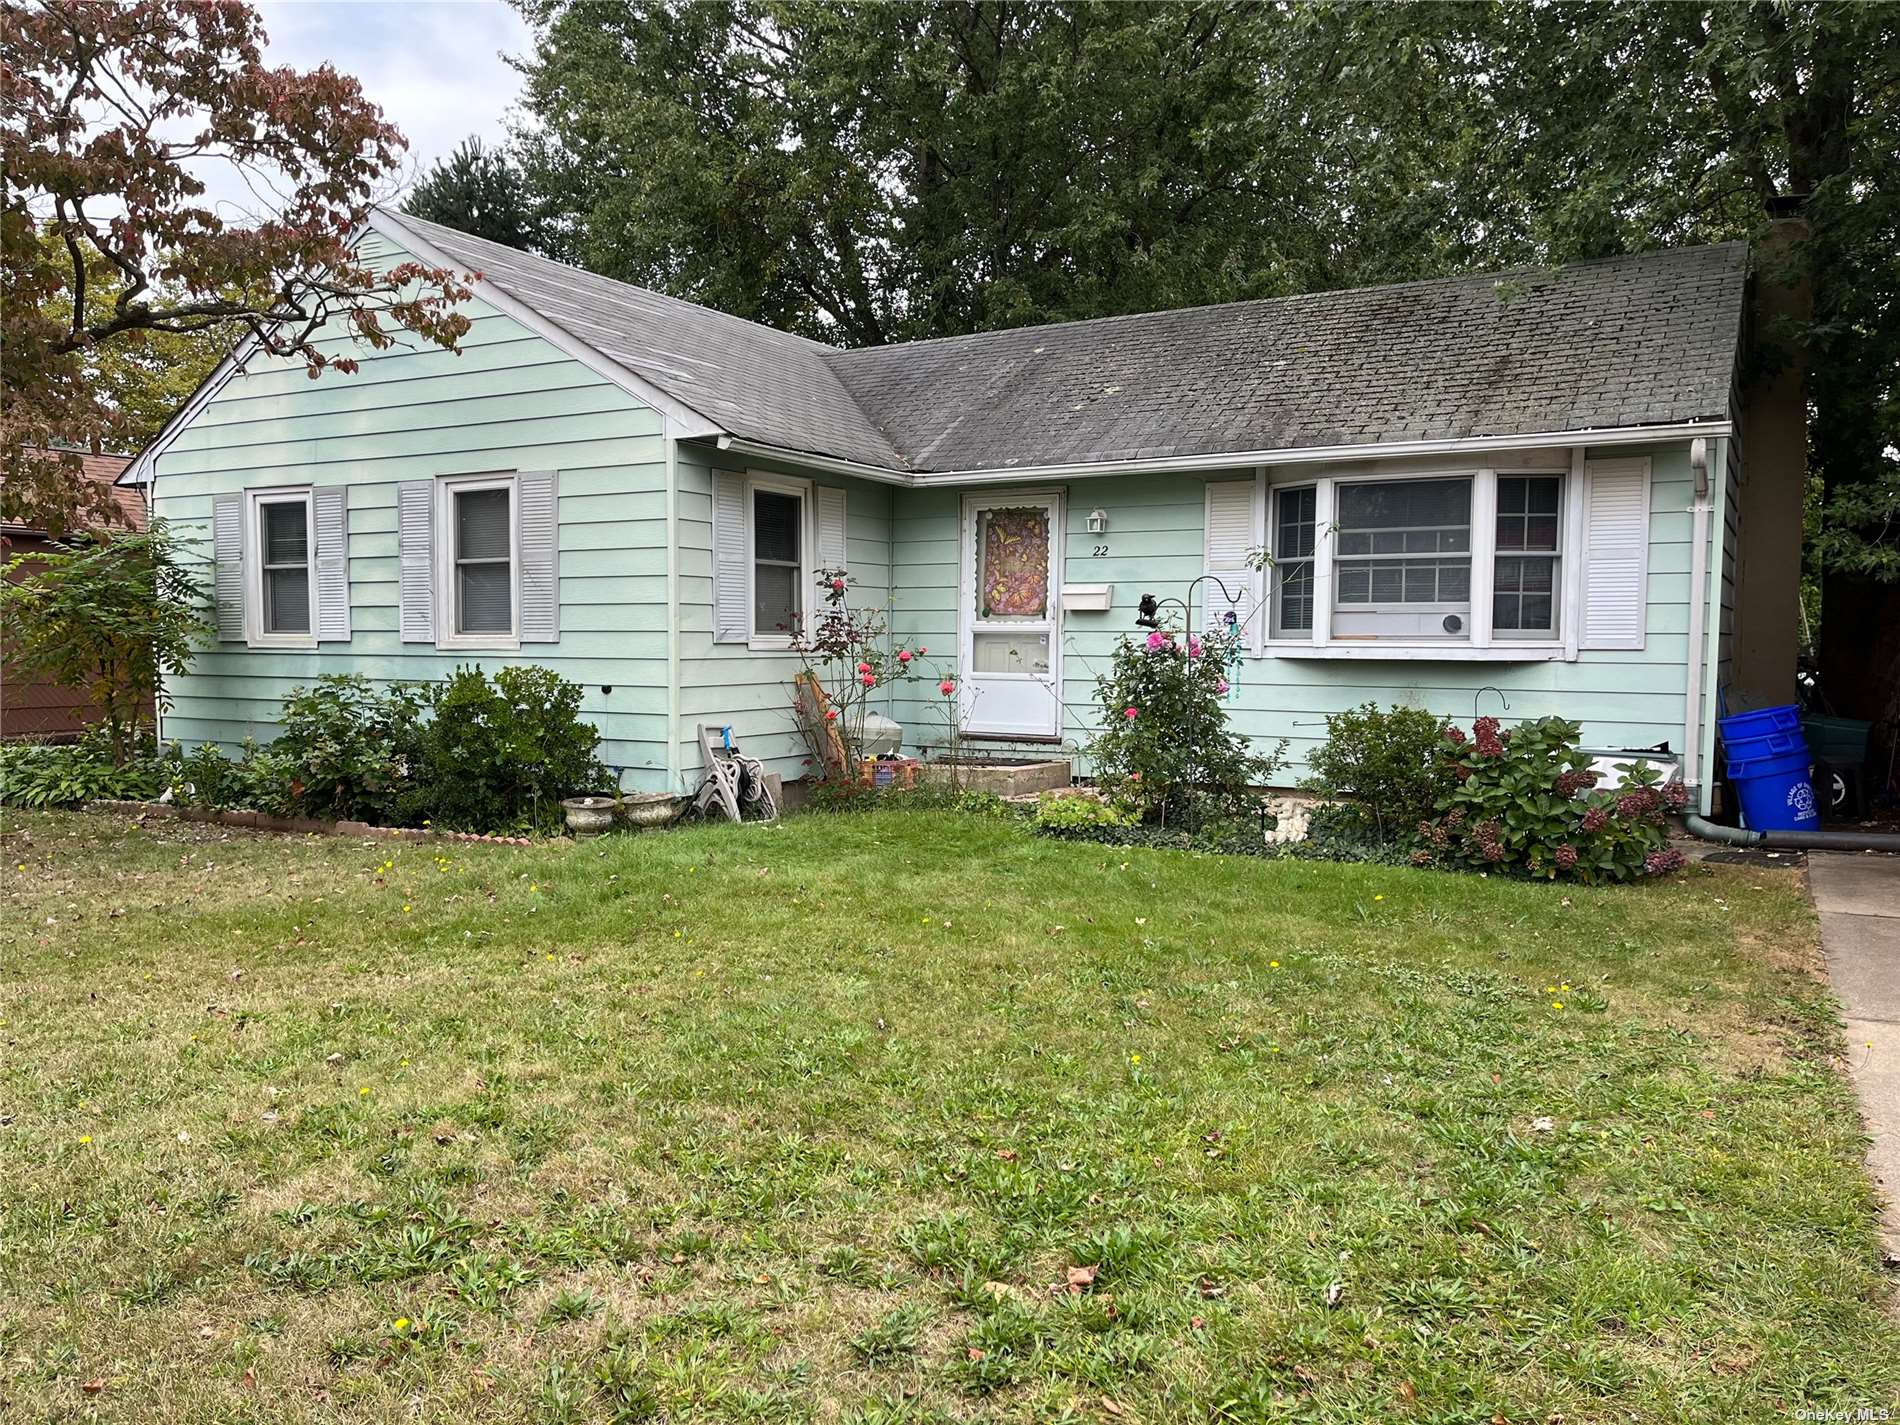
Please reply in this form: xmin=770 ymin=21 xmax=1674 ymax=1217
xmin=78 ymin=1135 xmax=92 ymax=1145
xmin=1130 ymin=1053 xmax=1141 ymax=1065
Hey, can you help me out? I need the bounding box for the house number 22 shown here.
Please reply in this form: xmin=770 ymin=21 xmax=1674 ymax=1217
xmin=1091 ymin=544 xmax=1108 ymax=557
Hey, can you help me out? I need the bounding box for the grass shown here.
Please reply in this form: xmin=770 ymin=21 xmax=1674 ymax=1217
xmin=1 ymin=804 xmax=1896 ymax=1424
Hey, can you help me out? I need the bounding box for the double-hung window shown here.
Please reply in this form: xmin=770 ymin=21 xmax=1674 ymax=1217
xmin=435 ymin=474 xmax=519 ymax=646
xmin=249 ymin=489 xmax=315 ymax=645
xmin=749 ymin=478 xmax=808 ymax=645
xmin=1269 ymin=485 xmax=1317 ymax=638
xmin=1492 ymin=475 xmax=1562 ymax=637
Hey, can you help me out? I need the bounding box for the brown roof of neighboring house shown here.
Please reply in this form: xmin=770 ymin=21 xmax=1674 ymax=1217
xmin=3 ymin=450 xmax=144 ymax=537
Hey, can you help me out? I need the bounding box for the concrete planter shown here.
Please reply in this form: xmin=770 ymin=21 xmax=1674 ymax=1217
xmin=918 ymin=758 xmax=1072 ymax=798
xmin=619 ymin=792 xmax=681 ymax=829
xmin=562 ymin=796 xmax=618 ymax=838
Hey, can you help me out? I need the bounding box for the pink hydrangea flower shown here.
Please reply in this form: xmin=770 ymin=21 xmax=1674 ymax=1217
xmin=1124 ymin=706 xmax=1139 ymax=720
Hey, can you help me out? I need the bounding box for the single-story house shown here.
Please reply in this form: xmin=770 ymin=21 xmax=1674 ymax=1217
xmin=3 ymin=449 xmax=147 ymax=740
xmin=124 ymin=208 xmax=1805 ymax=812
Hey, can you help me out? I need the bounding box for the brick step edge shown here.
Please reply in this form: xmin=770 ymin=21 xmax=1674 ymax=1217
xmin=82 ymin=801 xmax=535 ymax=847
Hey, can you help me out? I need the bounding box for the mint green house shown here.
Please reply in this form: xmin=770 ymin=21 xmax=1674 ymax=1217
xmin=129 ymin=209 xmax=1795 ymax=814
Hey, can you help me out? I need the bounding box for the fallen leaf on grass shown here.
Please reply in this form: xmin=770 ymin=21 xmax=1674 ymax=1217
xmin=81 ymin=1379 xmax=106 ymax=1395
xmin=1064 ymin=1263 xmax=1098 ymax=1293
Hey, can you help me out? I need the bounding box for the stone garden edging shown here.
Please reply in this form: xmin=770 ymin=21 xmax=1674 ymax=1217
xmin=82 ymin=800 xmax=536 ymax=847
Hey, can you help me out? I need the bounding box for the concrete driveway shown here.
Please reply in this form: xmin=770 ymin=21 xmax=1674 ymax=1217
xmin=1812 ymin=852 xmax=1900 ymax=1259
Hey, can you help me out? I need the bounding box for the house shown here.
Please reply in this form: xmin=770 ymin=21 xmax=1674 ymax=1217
xmin=3 ymin=450 xmax=147 ymax=740
xmin=124 ymin=208 xmax=1802 ymax=812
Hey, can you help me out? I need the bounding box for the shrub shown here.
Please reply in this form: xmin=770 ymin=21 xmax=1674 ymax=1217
xmin=1302 ymin=702 xmax=1454 ymax=842
xmin=0 ymin=728 xmax=166 ymax=808
xmin=1086 ymin=624 xmax=1280 ymax=830
xmin=1031 ymin=791 xmax=1136 ymax=830
xmin=416 ymin=664 xmax=609 ymax=834
xmin=1415 ymin=716 xmax=1687 ymax=883
xmin=169 ymin=738 xmax=296 ymax=815
xmin=266 ymin=675 xmax=431 ymax=824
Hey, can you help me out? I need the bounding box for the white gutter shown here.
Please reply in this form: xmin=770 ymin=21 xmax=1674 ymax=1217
xmin=663 ymin=422 xmax=683 ymax=795
xmin=713 ymin=419 xmax=1734 ymax=489
xmin=1684 ymin=437 xmax=1712 ymax=793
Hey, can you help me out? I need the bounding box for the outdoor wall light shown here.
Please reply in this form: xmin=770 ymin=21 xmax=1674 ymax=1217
xmin=1086 ymin=508 xmax=1109 ymax=534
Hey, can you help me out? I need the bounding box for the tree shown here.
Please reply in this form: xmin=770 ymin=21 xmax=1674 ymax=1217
xmin=31 ymin=230 xmax=231 ymax=455
xmin=0 ymin=522 xmax=213 ymax=762
xmin=403 ymin=136 xmax=545 ymax=251
xmin=3 ymin=0 xmax=476 ymax=537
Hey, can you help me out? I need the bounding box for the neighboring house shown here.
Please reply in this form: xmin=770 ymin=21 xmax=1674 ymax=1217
xmin=2 ymin=450 xmax=146 ymax=740
xmin=124 ymin=209 xmax=1802 ymax=812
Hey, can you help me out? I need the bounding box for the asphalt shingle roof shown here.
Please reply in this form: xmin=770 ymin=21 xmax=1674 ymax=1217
xmin=385 ymin=211 xmax=1746 ymax=475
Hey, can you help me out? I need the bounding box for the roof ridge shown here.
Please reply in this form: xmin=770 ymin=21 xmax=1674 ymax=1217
xmin=823 ymin=241 xmax=1752 ymax=362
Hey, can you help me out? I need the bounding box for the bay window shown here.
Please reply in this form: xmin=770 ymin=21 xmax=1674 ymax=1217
xmin=1331 ymin=477 xmax=1473 ymax=638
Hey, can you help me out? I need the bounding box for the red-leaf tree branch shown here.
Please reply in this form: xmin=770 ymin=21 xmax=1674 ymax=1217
xmin=2 ymin=0 xmax=476 ymax=534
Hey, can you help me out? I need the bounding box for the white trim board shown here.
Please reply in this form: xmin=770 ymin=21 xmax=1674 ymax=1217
xmin=710 ymin=421 xmax=1730 ymax=489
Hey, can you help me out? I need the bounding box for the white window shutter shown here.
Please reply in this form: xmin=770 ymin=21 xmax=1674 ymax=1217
xmin=518 ymin=470 xmax=559 ymax=643
xmin=313 ymin=486 xmax=351 ymax=642
xmin=1203 ymin=477 xmax=1260 ymax=652
xmin=713 ymin=469 xmax=749 ymax=643
xmin=398 ymin=479 xmax=435 ymax=644
xmin=1580 ymin=457 xmax=1650 ymax=650
xmin=815 ymin=485 xmax=848 ymax=572
xmin=211 ymin=493 xmax=244 ymax=642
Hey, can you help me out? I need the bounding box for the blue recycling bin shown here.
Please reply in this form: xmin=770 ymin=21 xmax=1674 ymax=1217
xmin=1719 ymin=705 xmax=1820 ymax=831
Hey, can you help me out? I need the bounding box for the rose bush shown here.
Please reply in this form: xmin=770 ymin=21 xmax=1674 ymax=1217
xmin=1086 ymin=623 xmax=1280 ymax=829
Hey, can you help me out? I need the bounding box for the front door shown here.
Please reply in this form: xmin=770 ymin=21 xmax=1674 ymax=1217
xmin=958 ymin=492 xmax=1062 ymax=738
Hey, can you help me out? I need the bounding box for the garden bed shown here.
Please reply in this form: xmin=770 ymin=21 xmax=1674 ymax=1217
xmin=83 ymin=799 xmax=538 ymax=845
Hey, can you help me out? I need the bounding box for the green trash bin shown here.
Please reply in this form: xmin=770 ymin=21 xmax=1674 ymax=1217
xmin=1802 ymin=714 xmax=1873 ymax=815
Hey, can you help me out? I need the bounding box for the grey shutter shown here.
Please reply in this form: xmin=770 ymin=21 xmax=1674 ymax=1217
xmin=713 ymin=469 xmax=749 ymax=643
xmin=313 ymin=486 xmax=351 ymax=642
xmin=398 ymin=479 xmax=435 ymax=644
xmin=1580 ymin=457 xmax=1650 ymax=650
xmin=815 ymin=484 xmax=848 ymax=572
xmin=212 ymin=493 xmax=245 ymax=642
xmin=1203 ymin=477 xmax=1260 ymax=653
xmin=518 ymin=470 xmax=559 ymax=643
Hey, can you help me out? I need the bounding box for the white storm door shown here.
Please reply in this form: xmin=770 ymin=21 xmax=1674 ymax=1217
xmin=958 ymin=492 xmax=1063 ymax=738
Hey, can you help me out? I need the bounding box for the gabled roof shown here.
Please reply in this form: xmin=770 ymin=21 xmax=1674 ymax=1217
xmin=133 ymin=209 xmax=1746 ymax=486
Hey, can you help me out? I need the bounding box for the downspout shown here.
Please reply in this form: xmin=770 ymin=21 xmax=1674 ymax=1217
xmin=1683 ymin=813 xmax=1900 ymax=853
xmin=664 ymin=420 xmax=682 ymax=795
xmin=1683 ymin=438 xmax=1712 ymax=800
xmin=1700 ymin=437 xmax=1729 ymax=816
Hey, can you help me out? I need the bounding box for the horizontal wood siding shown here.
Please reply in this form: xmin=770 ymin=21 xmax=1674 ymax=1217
xmin=889 ymin=442 xmax=1707 ymax=782
xmin=154 ymin=231 xmax=676 ymax=790
xmin=675 ymin=448 xmax=894 ymax=791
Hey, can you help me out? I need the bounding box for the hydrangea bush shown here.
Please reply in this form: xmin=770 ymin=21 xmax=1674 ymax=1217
xmin=1086 ymin=623 xmax=1279 ymax=829
xmin=1413 ymin=715 xmax=1687 ymax=883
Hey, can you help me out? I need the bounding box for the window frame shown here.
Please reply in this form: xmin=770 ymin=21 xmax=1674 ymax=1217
xmin=1490 ymin=472 xmax=1564 ymax=641
xmin=1328 ymin=472 xmax=1475 ymax=629
xmin=1269 ymin=483 xmax=1318 ymax=640
xmin=1262 ymin=463 xmax=1575 ymax=660
xmin=244 ymin=486 xmax=316 ymax=649
xmin=433 ymin=472 xmax=521 ymax=651
xmin=744 ymin=470 xmax=813 ymax=652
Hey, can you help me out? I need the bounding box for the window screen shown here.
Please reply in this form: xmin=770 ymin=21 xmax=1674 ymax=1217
xmin=1271 ymin=486 xmax=1316 ymax=636
xmin=1493 ymin=475 xmax=1561 ymax=636
xmin=1333 ymin=478 xmax=1471 ymax=607
xmin=454 ymin=487 xmax=513 ymax=635
xmin=753 ymin=488 xmax=802 ymax=637
xmin=260 ymin=499 xmax=311 ymax=635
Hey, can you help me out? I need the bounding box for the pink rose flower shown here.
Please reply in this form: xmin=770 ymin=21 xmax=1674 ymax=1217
xmin=1124 ymin=706 xmax=1139 ymax=720
xmin=824 ymin=709 xmax=838 ymax=721
xmin=897 ymin=650 xmax=912 ymax=663
xmin=1215 ymin=679 xmax=1229 ymax=694
xmin=1145 ymin=630 xmax=1168 ymax=651
xmin=860 ymin=672 xmax=876 ymax=687
xmin=856 ymin=661 xmax=872 ymax=674
xmin=939 ymin=679 xmax=956 ymax=696
xmin=917 ymin=646 xmax=927 ymax=655
xmin=1188 ymin=637 xmax=1202 ymax=658
xmin=831 ymin=577 xmax=846 ymax=591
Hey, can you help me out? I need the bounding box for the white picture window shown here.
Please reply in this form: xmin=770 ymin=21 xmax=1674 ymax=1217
xmin=1332 ymin=477 xmax=1473 ymax=638
xmin=435 ymin=474 xmax=519 ymax=647
xmin=1492 ymin=475 xmax=1562 ymax=637
xmin=247 ymin=488 xmax=314 ymax=646
xmin=748 ymin=476 xmax=809 ymax=646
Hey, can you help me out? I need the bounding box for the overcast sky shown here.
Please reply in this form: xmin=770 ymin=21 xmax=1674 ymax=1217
xmin=195 ymin=0 xmax=534 ymax=220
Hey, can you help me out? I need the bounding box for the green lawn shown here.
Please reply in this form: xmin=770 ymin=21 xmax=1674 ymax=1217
xmin=2 ymin=807 xmax=1896 ymax=1424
